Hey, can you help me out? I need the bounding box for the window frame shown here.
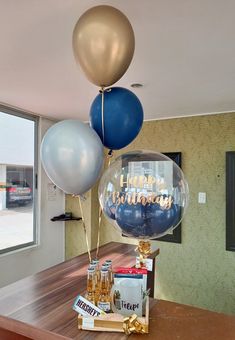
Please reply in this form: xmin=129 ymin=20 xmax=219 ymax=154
xmin=0 ymin=105 xmax=38 ymax=255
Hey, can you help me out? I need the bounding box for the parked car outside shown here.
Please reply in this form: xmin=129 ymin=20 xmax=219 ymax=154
xmin=6 ymin=181 xmax=32 ymax=206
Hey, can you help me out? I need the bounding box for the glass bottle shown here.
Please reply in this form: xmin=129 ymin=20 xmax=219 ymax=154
xmin=97 ymin=268 xmax=111 ymax=312
xmin=105 ymin=259 xmax=113 ymax=284
xmin=100 ymin=263 xmax=110 ymax=292
xmin=92 ymin=259 xmax=100 ymax=270
xmin=92 ymin=259 xmax=100 ymax=283
xmin=91 ymin=260 xmax=100 ymax=303
xmin=85 ymin=267 xmax=96 ymax=304
xmin=113 ymin=290 xmax=121 ymax=311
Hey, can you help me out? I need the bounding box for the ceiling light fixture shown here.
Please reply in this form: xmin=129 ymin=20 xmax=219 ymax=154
xmin=130 ymin=83 xmax=143 ymax=88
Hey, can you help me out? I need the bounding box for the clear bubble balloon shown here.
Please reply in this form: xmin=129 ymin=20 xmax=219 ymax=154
xmin=99 ymin=150 xmax=189 ymax=239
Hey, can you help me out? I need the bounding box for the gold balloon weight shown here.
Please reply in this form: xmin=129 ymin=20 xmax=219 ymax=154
xmin=136 ymin=241 xmax=151 ymax=268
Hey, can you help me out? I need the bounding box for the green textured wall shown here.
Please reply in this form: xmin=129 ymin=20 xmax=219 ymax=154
xmin=66 ymin=112 xmax=235 ymax=315
xmin=65 ymin=183 xmax=100 ymax=260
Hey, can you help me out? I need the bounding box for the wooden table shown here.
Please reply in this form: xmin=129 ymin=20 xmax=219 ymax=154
xmin=0 ymin=242 xmax=235 ymax=340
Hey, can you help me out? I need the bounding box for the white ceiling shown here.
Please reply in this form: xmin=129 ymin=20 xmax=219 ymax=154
xmin=0 ymin=0 xmax=235 ymax=121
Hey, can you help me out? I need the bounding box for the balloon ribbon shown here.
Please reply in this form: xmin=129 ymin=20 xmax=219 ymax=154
xmin=78 ymin=196 xmax=91 ymax=263
xmin=95 ymin=150 xmax=114 ymax=259
xmin=101 ymin=87 xmax=105 ymax=144
xmin=95 ymin=206 xmax=102 ymax=259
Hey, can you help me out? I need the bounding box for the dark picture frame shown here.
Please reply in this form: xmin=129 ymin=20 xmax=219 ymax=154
xmin=155 ymin=152 xmax=182 ymax=244
xmin=226 ymin=152 xmax=235 ymax=251
xmin=121 ymin=151 xmax=182 ymax=244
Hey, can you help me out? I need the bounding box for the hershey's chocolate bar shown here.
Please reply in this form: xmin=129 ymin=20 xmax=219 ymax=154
xmin=73 ymin=295 xmax=105 ymax=317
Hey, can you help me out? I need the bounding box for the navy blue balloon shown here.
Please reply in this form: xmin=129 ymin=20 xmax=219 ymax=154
xmin=145 ymin=202 xmax=181 ymax=237
xmin=116 ymin=203 xmax=147 ymax=237
xmin=90 ymin=87 xmax=144 ymax=150
xmin=114 ymin=197 xmax=181 ymax=239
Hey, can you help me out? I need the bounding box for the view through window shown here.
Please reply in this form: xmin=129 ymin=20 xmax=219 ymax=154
xmin=0 ymin=109 xmax=37 ymax=254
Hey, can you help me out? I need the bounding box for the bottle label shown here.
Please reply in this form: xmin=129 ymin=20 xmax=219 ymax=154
xmin=97 ymin=301 xmax=111 ymax=312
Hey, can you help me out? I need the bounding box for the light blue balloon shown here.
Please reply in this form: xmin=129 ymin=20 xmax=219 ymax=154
xmin=41 ymin=119 xmax=104 ymax=195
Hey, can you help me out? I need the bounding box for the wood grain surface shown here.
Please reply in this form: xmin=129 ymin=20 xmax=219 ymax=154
xmin=0 ymin=242 xmax=235 ymax=340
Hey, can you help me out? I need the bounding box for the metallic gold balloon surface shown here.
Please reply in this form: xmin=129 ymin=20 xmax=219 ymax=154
xmin=73 ymin=5 xmax=135 ymax=87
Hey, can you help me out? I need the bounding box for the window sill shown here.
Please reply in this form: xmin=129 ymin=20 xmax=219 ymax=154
xmin=0 ymin=242 xmax=39 ymax=258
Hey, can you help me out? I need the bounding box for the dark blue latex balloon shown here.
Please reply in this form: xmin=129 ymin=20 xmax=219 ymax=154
xmin=116 ymin=203 xmax=147 ymax=238
xmin=90 ymin=87 xmax=144 ymax=150
xmin=114 ymin=196 xmax=181 ymax=239
xmin=145 ymin=202 xmax=181 ymax=237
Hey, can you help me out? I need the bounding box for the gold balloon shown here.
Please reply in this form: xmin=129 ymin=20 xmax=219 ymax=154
xmin=72 ymin=5 xmax=135 ymax=87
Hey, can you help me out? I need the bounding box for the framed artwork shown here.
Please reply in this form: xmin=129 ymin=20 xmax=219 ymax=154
xmin=226 ymin=152 xmax=235 ymax=251
xmin=121 ymin=151 xmax=182 ymax=244
xmin=155 ymin=152 xmax=182 ymax=244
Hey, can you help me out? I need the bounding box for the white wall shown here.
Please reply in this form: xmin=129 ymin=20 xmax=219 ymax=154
xmin=0 ymin=117 xmax=65 ymax=288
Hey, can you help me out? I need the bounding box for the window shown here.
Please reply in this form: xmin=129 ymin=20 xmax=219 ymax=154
xmin=0 ymin=106 xmax=38 ymax=254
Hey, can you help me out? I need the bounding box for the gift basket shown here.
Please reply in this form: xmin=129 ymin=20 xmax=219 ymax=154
xmin=74 ymin=261 xmax=149 ymax=334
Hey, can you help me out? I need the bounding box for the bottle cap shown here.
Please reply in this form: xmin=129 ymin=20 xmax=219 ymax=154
xmin=92 ymin=259 xmax=99 ymax=265
xmin=87 ymin=267 xmax=95 ymax=273
xmin=89 ymin=263 xmax=96 ymax=269
xmin=100 ymin=268 xmax=108 ymax=273
xmin=101 ymin=264 xmax=109 ymax=270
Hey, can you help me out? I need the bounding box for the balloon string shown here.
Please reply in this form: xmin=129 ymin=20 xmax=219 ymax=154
xmin=78 ymin=195 xmax=91 ymax=263
xmin=95 ymin=150 xmax=114 ymax=259
xmin=101 ymin=87 xmax=105 ymax=144
xmin=96 ymin=206 xmax=102 ymax=259
xmin=107 ymin=149 xmax=113 ymax=166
